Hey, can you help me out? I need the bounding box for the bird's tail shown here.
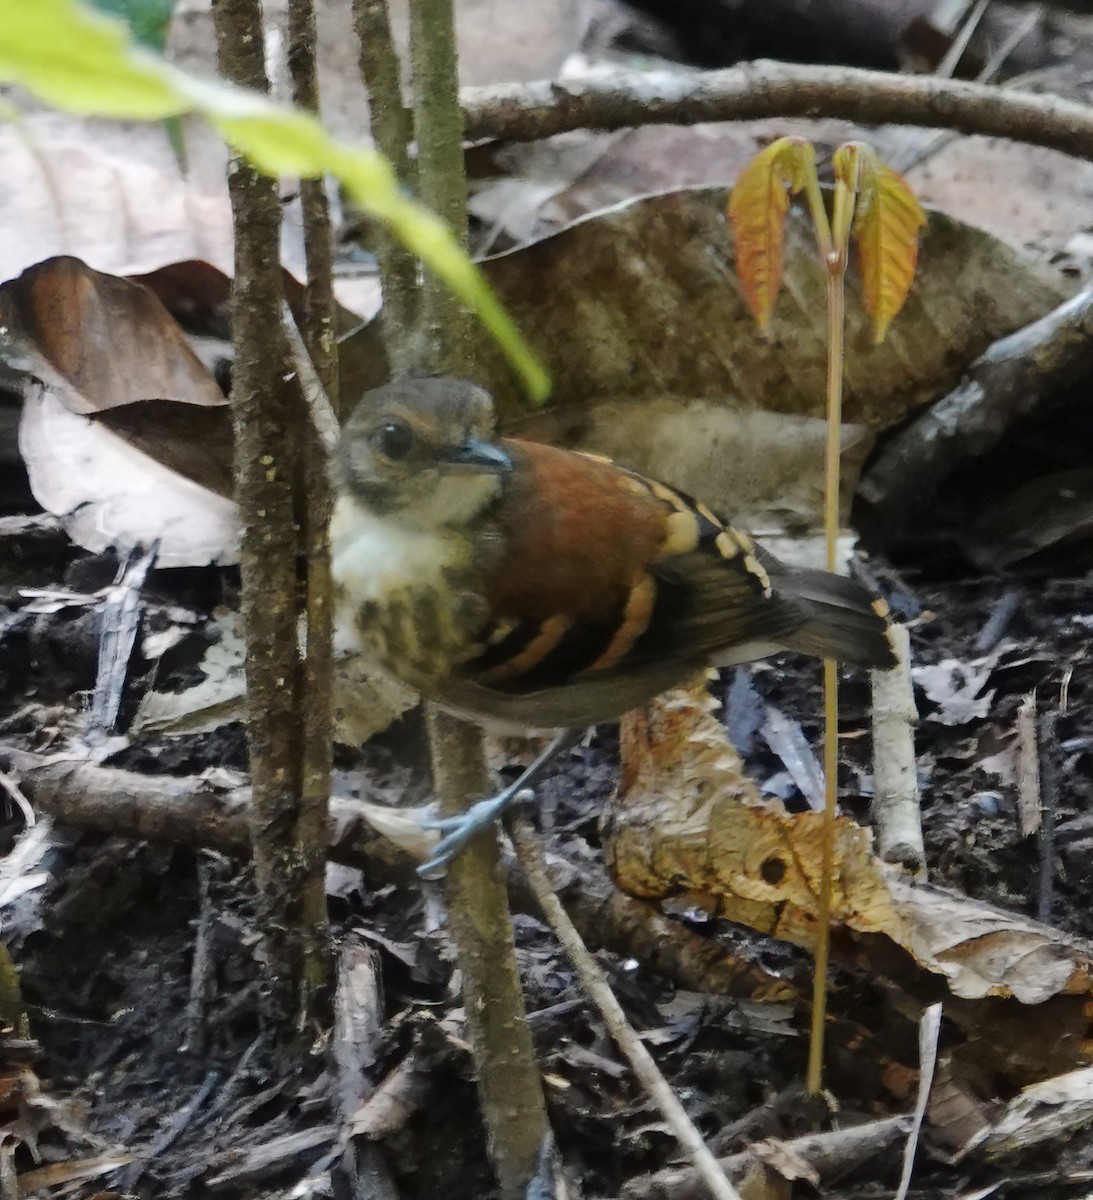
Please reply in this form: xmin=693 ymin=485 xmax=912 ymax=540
xmin=779 ymin=567 xmax=897 ymax=670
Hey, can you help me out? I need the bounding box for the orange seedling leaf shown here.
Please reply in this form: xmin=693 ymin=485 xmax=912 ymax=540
xmin=728 ymin=136 xmax=816 ymax=333
xmin=843 ymin=147 xmax=927 ymax=343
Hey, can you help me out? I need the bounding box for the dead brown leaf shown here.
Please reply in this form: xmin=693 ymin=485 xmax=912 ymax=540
xmin=0 ymin=257 xmax=226 ymax=415
xmin=90 ymin=401 xmax=234 ymax=499
xmin=0 ymin=257 xmax=237 ymax=566
xmin=0 ymin=111 xmax=232 ymax=285
xmin=606 ymin=683 xmax=1093 ymax=1016
xmin=473 ymin=188 xmax=1067 ymax=530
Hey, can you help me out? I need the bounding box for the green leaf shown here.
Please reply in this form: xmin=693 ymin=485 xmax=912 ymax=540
xmin=0 ymin=0 xmax=550 ymax=400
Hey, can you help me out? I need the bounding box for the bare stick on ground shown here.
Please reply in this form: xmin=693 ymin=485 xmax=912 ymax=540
xmin=9 ymin=747 xmax=796 ymax=1003
xmin=509 ymin=811 xmax=743 ymax=1200
xmin=332 ymin=940 xmax=400 ymax=1200
xmin=859 ymin=288 xmax=1093 ymax=541
xmin=871 ymin=624 xmax=925 ymax=876
xmin=621 ymin=1115 xmax=910 ymax=1200
xmin=462 ymin=61 xmax=1093 ymax=162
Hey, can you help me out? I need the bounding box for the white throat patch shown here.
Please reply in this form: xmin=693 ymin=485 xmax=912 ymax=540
xmin=330 ymin=472 xmax=499 ymax=607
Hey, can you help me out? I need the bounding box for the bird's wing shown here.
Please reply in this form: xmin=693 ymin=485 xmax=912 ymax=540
xmin=459 ymin=439 xmax=805 ymax=695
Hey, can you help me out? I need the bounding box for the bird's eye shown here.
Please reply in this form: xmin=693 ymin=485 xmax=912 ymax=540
xmin=374 ymin=421 xmax=414 ymax=461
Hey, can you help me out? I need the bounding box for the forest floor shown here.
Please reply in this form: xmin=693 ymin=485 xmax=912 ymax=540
xmin=2 ymin=451 xmax=1091 ymax=1199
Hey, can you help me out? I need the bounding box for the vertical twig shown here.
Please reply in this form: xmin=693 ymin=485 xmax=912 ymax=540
xmin=426 ymin=718 xmax=549 ymax=1196
xmin=288 ymin=0 xmax=336 ymax=1023
xmin=353 ymin=0 xmax=418 ymax=365
xmin=1036 ymin=707 xmax=1059 ymax=921
xmin=288 ymin=0 xmax=338 ymax=408
xmin=1016 ymin=693 xmax=1042 ymax=838
xmin=212 ymin=0 xmax=326 ymax=1037
xmin=391 ymin=0 xmax=551 ymax=1193
xmin=871 ymin=625 xmax=925 ymax=875
xmin=407 ymin=0 xmax=472 ymax=373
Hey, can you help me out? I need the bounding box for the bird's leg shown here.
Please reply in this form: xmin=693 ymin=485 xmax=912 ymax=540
xmin=417 ymin=729 xmax=583 ymax=878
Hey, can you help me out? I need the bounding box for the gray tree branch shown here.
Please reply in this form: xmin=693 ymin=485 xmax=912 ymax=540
xmin=461 ymin=60 xmax=1093 ymax=162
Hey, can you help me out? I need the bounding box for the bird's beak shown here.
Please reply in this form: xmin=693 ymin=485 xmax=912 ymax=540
xmin=437 ymin=437 xmax=512 ymax=475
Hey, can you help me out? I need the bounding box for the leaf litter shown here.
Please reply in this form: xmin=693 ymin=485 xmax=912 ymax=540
xmin=0 ymin=31 xmax=1093 ymax=1197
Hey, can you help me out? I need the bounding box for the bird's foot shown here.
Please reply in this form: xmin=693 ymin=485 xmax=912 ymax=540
xmin=415 ymin=729 xmax=582 ymax=878
xmin=417 ymin=784 xmax=532 ymax=878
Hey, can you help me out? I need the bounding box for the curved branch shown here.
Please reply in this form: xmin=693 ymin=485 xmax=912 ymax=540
xmin=461 ymin=60 xmax=1093 ymax=162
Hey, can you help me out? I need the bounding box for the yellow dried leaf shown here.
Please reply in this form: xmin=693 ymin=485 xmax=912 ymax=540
xmin=607 ymin=683 xmax=1093 ymax=1012
xmin=728 ymin=136 xmax=815 ymax=333
xmin=851 ymin=155 xmax=927 ymax=343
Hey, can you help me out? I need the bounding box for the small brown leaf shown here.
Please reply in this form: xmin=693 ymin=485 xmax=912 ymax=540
xmin=0 ymin=257 xmax=238 ymax=565
xmin=0 ymin=256 xmax=226 ymax=414
xmin=842 ymin=146 xmax=927 ymax=343
xmin=727 ymin=137 xmax=815 ymax=332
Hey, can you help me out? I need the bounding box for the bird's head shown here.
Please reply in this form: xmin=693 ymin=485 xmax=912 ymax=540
xmin=334 ymin=377 xmax=512 ymax=528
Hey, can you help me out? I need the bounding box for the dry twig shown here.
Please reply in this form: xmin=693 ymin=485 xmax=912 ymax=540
xmin=871 ymin=625 xmax=925 ymax=876
xmin=510 ymin=812 xmax=743 ymax=1200
xmin=462 ymin=61 xmax=1093 ymax=162
xmin=6 ymin=749 xmax=793 ymax=1001
xmin=621 ymin=1115 xmax=910 ymax=1200
xmin=894 ymin=1003 xmax=943 ymax=1200
xmin=859 ymin=288 xmax=1093 ymax=541
xmin=332 ymin=940 xmax=399 ymax=1200
xmin=354 ymin=0 xmax=418 ymax=367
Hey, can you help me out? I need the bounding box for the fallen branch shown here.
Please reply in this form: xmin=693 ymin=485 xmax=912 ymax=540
xmin=858 ymin=287 xmax=1093 ymax=541
xmin=621 ymin=1115 xmax=910 ymax=1200
xmin=510 ymin=812 xmax=743 ymax=1200
xmin=870 ymin=625 xmax=925 ymax=876
xmin=5 ymin=749 xmax=791 ymax=1001
xmin=461 ymin=61 xmax=1093 ymax=162
xmin=332 ymin=939 xmax=400 ymax=1198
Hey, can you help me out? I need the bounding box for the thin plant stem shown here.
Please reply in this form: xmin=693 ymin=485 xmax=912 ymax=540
xmin=801 ymin=169 xmax=833 ymax=264
xmin=405 ymin=0 xmax=549 ymax=1190
xmin=806 ymin=202 xmax=851 ymax=1096
xmin=213 ymin=0 xmax=322 ymax=1039
xmin=288 ymin=0 xmax=336 ymax=1029
xmin=353 ymin=0 xmax=418 ymax=366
